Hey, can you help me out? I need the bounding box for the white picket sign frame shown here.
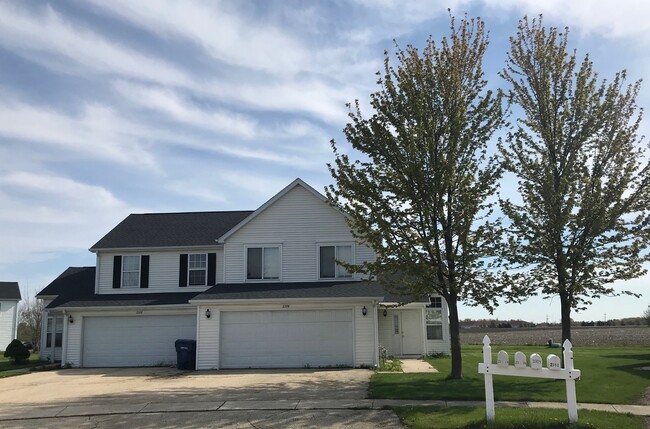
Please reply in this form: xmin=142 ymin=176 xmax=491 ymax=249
xmin=478 ymin=335 xmax=581 ymax=424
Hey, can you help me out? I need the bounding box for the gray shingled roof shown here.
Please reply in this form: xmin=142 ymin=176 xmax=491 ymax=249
xmin=0 ymin=282 xmax=21 ymax=300
xmin=90 ymin=211 xmax=254 ymax=250
xmin=194 ymin=281 xmax=386 ymax=301
xmin=37 ymin=267 xmax=96 ymax=309
xmin=54 ymin=292 xmax=201 ymax=309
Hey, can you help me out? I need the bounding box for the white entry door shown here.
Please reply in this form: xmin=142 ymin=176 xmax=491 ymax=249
xmin=220 ymin=309 xmax=354 ymax=368
xmin=391 ymin=311 xmax=423 ymax=356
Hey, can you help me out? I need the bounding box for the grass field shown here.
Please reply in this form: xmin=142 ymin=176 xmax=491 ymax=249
xmin=369 ymin=345 xmax=650 ymax=404
xmin=0 ymin=353 xmax=42 ymax=377
xmin=461 ymin=326 xmax=650 ymax=347
xmin=393 ymin=406 xmax=646 ymax=429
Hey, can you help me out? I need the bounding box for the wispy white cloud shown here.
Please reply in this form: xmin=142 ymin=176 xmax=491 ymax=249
xmin=0 ymin=171 xmax=140 ymax=266
xmin=0 ymin=3 xmax=192 ymax=87
xmin=482 ymin=0 xmax=650 ymax=41
xmin=0 ymin=102 xmax=157 ymax=168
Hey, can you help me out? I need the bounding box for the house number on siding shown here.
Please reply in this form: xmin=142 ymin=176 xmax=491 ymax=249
xmin=282 ymin=304 xmax=290 ymax=308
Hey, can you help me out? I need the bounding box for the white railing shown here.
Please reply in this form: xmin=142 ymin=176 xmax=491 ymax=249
xmin=478 ymin=335 xmax=581 ymax=424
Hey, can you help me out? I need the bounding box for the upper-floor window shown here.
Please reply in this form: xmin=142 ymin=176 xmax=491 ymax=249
xmin=188 ymin=254 xmax=207 ymax=286
xmin=319 ymin=245 xmax=353 ymax=279
xmin=122 ymin=255 xmax=140 ymax=288
xmin=247 ymin=247 xmax=280 ymax=280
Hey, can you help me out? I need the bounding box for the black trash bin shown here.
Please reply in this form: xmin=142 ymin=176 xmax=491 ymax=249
xmin=175 ymin=339 xmax=196 ymax=370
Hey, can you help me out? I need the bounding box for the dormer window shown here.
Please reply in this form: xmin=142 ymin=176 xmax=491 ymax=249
xmin=319 ymin=245 xmax=353 ymax=279
xmin=246 ymin=246 xmax=280 ymax=280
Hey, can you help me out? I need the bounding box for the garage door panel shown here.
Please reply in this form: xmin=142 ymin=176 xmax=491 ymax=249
xmin=220 ymin=309 xmax=353 ymax=369
xmin=83 ymin=315 xmax=196 ymax=367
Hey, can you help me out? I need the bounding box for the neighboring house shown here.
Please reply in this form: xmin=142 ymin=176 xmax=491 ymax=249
xmin=0 ymin=282 xmax=21 ymax=351
xmin=36 ymin=179 xmax=450 ymax=368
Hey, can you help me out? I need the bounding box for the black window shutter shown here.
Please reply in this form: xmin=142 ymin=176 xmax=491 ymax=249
xmin=140 ymin=255 xmax=149 ymax=288
xmin=207 ymin=253 xmax=216 ymax=285
xmin=112 ymin=255 xmax=122 ymax=288
xmin=179 ymin=254 xmax=188 ymax=287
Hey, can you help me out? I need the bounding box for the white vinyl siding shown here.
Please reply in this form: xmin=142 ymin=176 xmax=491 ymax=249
xmin=97 ymin=248 xmax=223 ymax=293
xmin=0 ymin=300 xmax=18 ymax=351
xmin=196 ymin=306 xmax=220 ymax=370
xmin=65 ymin=314 xmax=82 ymax=366
xmin=353 ymin=303 xmax=376 ymax=366
xmin=81 ymin=315 xmax=196 ymax=367
xmin=224 ymin=185 xmax=376 ymax=283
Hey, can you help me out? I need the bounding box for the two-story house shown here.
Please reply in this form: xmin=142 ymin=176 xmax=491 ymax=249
xmin=37 ymin=179 xmax=450 ymax=368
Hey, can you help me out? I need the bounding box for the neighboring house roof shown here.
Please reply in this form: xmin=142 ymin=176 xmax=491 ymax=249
xmin=218 ymin=178 xmax=343 ymax=242
xmin=37 ymin=267 xmax=96 ymax=309
xmin=90 ymin=210 xmax=253 ymax=250
xmin=0 ymin=282 xmax=21 ymax=300
xmin=52 ymin=292 xmax=202 ymax=309
xmin=194 ymin=281 xmax=385 ymax=301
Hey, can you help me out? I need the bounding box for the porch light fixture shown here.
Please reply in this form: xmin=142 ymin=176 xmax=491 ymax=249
xmin=362 ymin=306 xmax=367 ymax=316
xmin=68 ymin=315 xmax=74 ymax=324
xmin=383 ymin=308 xmax=387 ymax=317
xmin=205 ymin=309 xmax=211 ymax=319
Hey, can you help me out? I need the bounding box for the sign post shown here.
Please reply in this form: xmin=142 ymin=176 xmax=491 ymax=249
xmin=478 ymin=335 xmax=581 ymax=424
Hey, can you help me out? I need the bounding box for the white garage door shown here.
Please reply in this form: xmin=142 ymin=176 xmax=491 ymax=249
xmin=220 ymin=309 xmax=353 ymax=369
xmin=82 ymin=315 xmax=196 ymax=367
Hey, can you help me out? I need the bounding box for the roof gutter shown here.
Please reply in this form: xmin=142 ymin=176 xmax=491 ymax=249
xmin=189 ymin=296 xmax=385 ymax=305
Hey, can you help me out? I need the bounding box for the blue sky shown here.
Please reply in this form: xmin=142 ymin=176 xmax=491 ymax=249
xmin=1 ymin=0 xmax=649 ymax=323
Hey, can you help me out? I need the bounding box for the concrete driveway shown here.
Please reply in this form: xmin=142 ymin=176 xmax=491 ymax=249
xmin=0 ymin=367 xmax=371 ymax=406
xmin=0 ymin=368 xmax=403 ymax=428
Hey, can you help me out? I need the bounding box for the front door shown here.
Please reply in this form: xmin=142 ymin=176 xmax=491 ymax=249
xmin=401 ymin=311 xmax=422 ymax=355
xmin=391 ymin=311 xmax=423 ymax=356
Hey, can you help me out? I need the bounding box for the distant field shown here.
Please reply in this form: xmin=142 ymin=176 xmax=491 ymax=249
xmin=460 ymin=326 xmax=650 ymax=347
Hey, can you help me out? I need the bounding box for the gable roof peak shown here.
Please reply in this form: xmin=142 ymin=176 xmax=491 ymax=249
xmin=217 ymin=178 xmax=330 ymax=242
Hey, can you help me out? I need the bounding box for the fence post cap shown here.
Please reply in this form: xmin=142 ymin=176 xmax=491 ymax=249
xmin=483 ymin=335 xmax=491 ymax=345
xmin=563 ymin=339 xmax=573 ymax=350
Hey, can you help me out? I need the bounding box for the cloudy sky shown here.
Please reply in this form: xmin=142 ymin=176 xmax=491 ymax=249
xmin=1 ymin=0 xmax=649 ymax=323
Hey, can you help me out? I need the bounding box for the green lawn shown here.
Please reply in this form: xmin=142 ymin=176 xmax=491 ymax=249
xmin=0 ymin=353 xmax=43 ymax=376
xmin=394 ymin=406 xmax=646 ymax=429
xmin=369 ymin=345 xmax=650 ymax=404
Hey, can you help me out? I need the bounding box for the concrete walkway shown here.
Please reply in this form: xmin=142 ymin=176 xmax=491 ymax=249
xmin=0 ymin=399 xmax=648 ymax=422
xmin=400 ymin=359 xmax=438 ymax=373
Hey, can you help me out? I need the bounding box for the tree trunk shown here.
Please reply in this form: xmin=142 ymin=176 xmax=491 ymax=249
xmin=447 ymin=298 xmax=463 ymax=379
xmin=560 ymin=292 xmax=572 ymax=344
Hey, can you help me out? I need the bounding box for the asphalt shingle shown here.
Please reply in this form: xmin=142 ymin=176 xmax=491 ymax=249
xmin=90 ymin=211 xmax=253 ymax=250
xmin=0 ymin=282 xmax=21 ymax=300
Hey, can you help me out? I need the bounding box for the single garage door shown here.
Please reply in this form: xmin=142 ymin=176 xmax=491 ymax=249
xmin=220 ymin=309 xmax=353 ymax=368
xmin=82 ymin=315 xmax=196 ymax=367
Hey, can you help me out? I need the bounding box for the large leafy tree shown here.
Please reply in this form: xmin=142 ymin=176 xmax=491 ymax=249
xmin=500 ymin=16 xmax=650 ymax=343
xmin=327 ymin=15 xmax=504 ymax=379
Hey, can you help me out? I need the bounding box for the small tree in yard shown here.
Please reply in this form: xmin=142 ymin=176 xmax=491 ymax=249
xmin=327 ymin=14 xmax=504 ymax=379
xmin=18 ymin=296 xmax=45 ymax=349
xmin=644 ymin=306 xmax=650 ymax=326
xmin=500 ymin=16 xmax=650 ymax=344
xmin=4 ymin=339 xmax=30 ymax=364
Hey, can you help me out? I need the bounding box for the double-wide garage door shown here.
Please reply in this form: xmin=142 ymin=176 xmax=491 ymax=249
xmin=82 ymin=315 xmax=196 ymax=367
xmin=220 ymin=309 xmax=353 ymax=368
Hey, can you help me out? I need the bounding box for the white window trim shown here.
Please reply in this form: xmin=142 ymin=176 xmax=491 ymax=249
xmin=121 ymin=255 xmax=141 ymax=288
xmin=188 ymin=253 xmax=208 ymax=287
xmin=426 ymin=307 xmax=444 ymax=341
xmin=317 ymin=243 xmax=356 ymax=280
xmin=244 ymin=244 xmax=282 ymax=282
